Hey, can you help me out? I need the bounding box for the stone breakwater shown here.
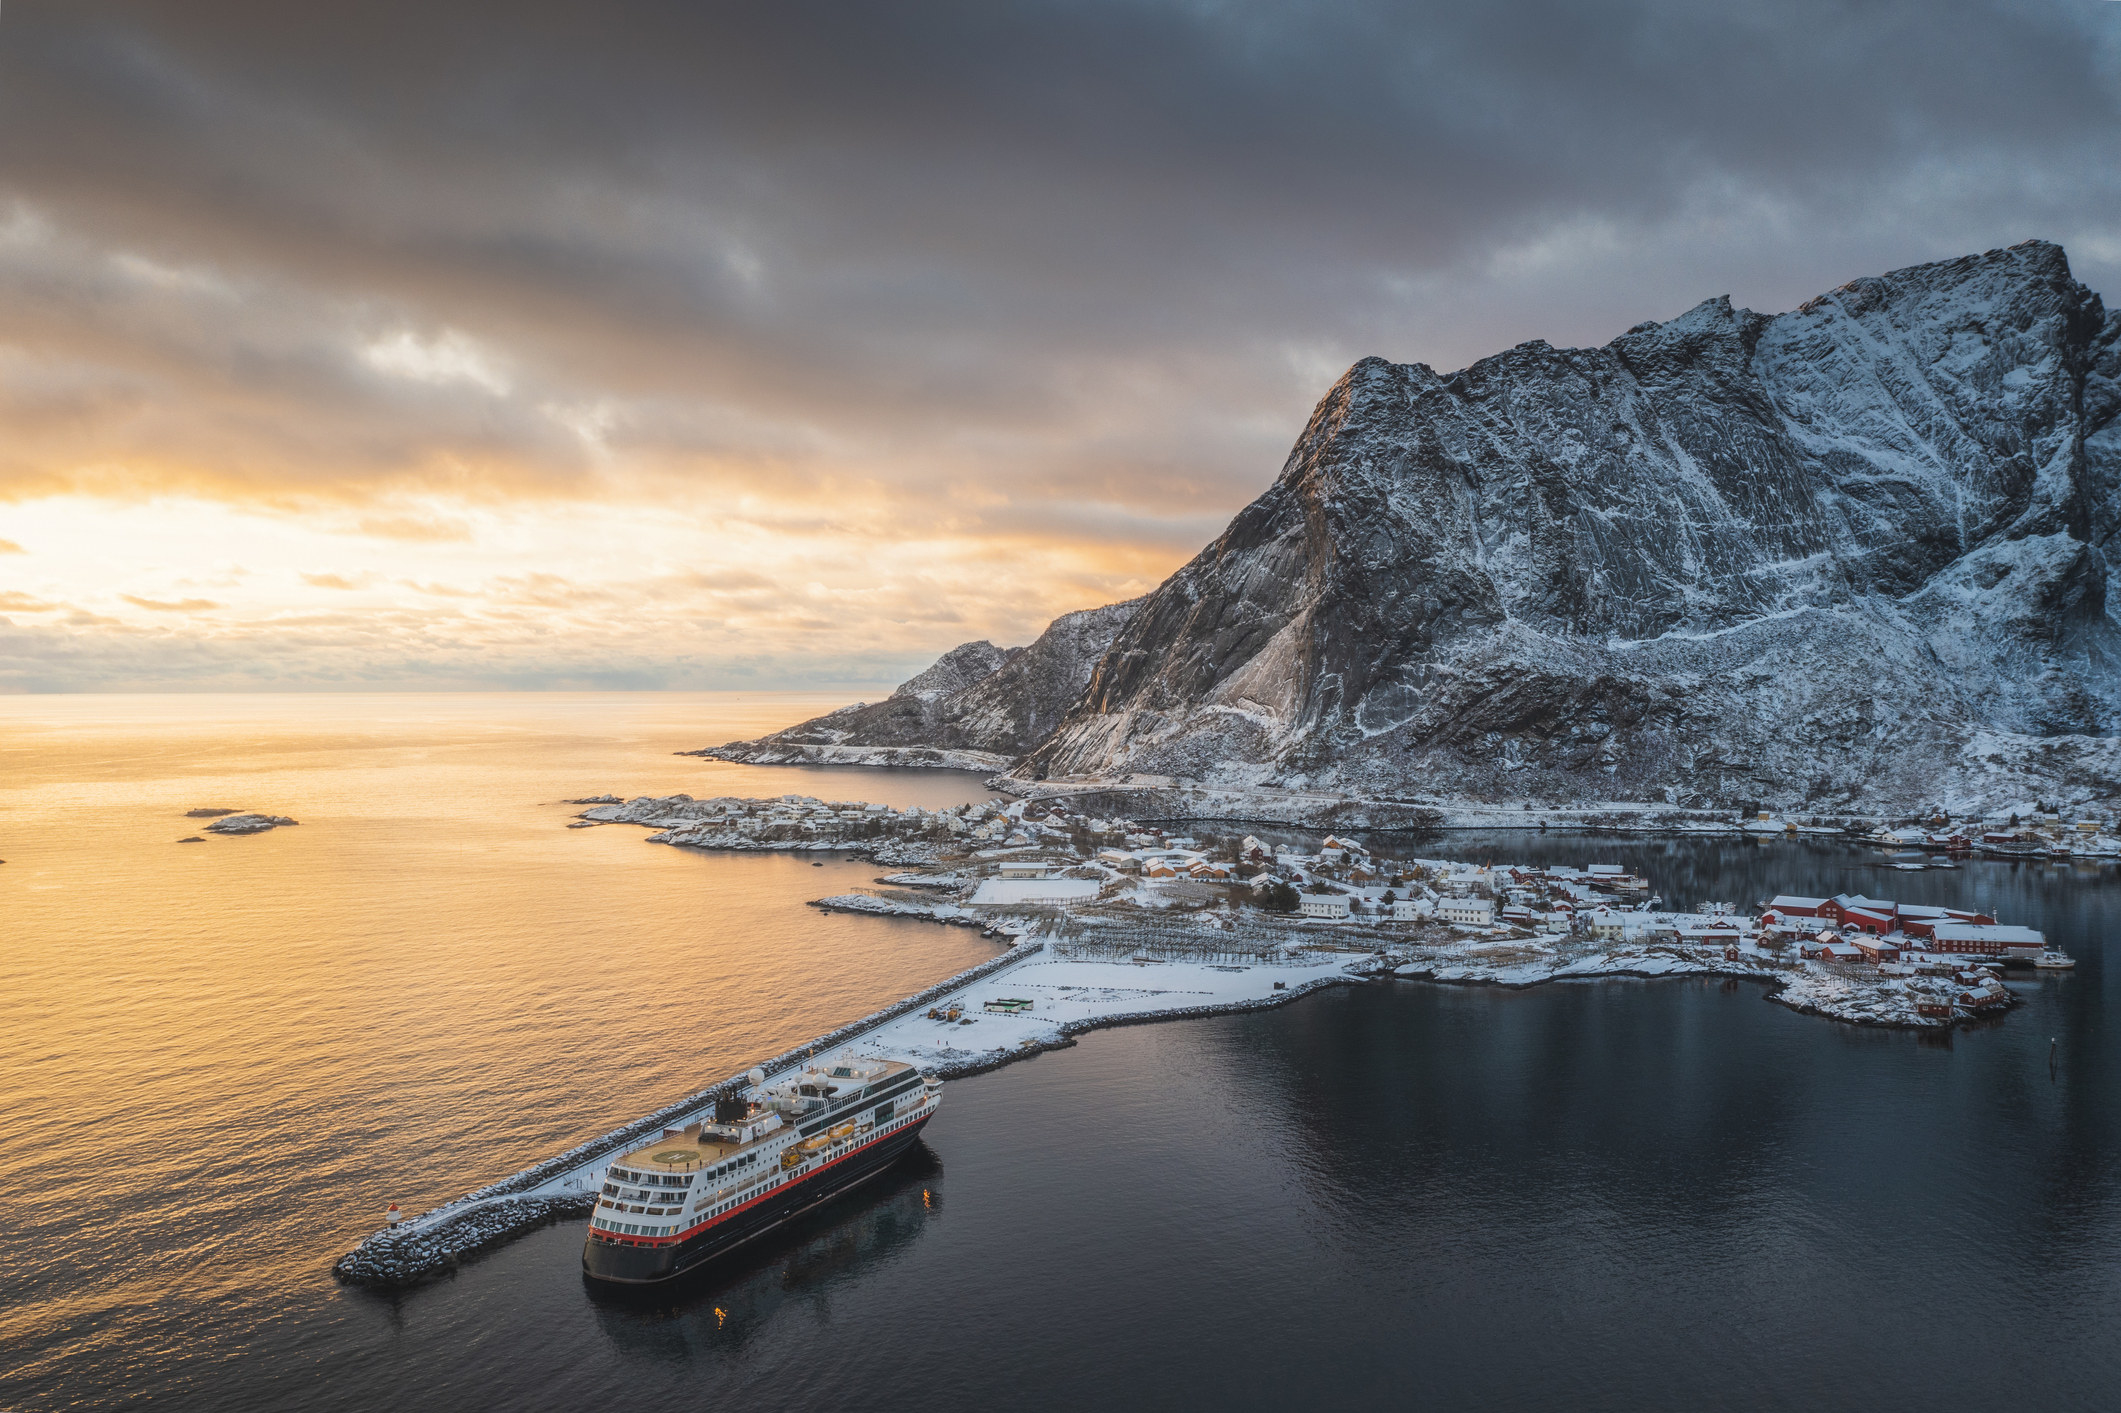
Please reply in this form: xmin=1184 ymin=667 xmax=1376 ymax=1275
xmin=330 ymin=925 xmax=1385 ymax=1289
xmin=810 ymin=893 xmax=991 ymax=927
xmin=332 ymin=931 xmax=1038 ymax=1290
xmin=330 ymin=1194 xmax=596 ymax=1287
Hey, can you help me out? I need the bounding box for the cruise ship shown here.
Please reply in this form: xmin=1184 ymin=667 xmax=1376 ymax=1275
xmin=582 ymin=1055 xmax=940 ymax=1285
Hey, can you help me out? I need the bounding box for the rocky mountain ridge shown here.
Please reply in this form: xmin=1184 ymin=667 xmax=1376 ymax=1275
xmin=714 ymin=241 xmax=2121 ymax=816
xmin=704 ymin=598 xmax=1142 ymax=770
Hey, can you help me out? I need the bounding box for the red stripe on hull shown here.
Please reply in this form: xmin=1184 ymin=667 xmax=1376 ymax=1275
xmin=591 ymin=1107 xmax=932 ymax=1247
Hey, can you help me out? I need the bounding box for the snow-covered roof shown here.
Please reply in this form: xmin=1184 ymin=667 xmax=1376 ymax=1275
xmin=1931 ymin=923 xmax=2044 ymax=948
xmin=967 ymin=878 xmax=1102 ymax=906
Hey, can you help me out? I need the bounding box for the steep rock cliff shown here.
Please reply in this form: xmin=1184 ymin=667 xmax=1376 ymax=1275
xmin=1022 ymin=241 xmax=2121 ymax=812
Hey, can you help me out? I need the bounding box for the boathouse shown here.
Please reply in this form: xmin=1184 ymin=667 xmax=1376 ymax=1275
xmin=1820 ymin=894 xmax=1898 ymax=930
xmin=1928 ymin=923 xmax=2044 ymax=958
xmin=1896 ymin=905 xmax=1995 ymax=939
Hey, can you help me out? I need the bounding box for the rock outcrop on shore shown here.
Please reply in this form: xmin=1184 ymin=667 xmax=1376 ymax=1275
xmin=203 ymin=813 xmax=298 ymax=834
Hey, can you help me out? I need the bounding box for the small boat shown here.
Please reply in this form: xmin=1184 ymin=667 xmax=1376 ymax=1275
xmin=2033 ymin=951 xmax=2077 ymax=970
xmin=1890 ymin=862 xmax=1926 ymax=872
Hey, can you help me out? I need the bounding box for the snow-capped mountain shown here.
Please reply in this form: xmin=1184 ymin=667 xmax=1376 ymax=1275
xmin=711 ymin=241 xmax=2121 ymax=815
xmin=1022 ymin=241 xmax=2121 ymax=813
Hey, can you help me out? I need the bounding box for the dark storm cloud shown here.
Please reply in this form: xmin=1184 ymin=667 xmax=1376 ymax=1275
xmin=1 ymin=0 xmax=2117 ymax=513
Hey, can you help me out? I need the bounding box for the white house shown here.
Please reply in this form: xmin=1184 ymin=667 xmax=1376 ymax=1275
xmin=1300 ymin=893 xmax=1352 ymax=920
xmin=1439 ymin=898 xmax=1495 ymax=926
xmin=1391 ymin=899 xmax=1425 ymax=922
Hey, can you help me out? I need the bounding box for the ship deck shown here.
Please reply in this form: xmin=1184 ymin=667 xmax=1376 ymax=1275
xmin=615 ymin=1131 xmax=745 ymax=1173
xmin=613 ymin=1058 xmax=918 ymax=1174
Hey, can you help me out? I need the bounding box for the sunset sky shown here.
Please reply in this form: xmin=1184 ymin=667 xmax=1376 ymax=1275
xmin=3 ymin=1 xmax=2119 ymax=691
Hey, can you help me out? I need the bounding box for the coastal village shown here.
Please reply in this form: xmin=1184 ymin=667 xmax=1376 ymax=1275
xmin=575 ymin=791 xmax=2073 ymax=1031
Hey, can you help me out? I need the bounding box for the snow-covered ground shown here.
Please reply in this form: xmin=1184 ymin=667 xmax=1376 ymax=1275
xmin=1395 ymin=937 xmax=1995 ymax=1028
xmin=965 ymin=877 xmax=1102 ymax=905
xmin=830 ymin=946 xmax=1359 ymax=1077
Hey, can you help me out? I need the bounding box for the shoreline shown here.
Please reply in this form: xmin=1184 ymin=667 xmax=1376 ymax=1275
xmin=333 ymin=792 xmax=2039 ymax=1291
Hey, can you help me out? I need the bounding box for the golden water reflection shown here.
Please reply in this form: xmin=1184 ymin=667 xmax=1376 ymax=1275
xmin=0 ymin=693 xmax=999 ymax=1391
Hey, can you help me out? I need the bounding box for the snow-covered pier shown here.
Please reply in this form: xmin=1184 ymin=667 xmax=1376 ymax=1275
xmin=331 ymin=921 xmax=1381 ymax=1289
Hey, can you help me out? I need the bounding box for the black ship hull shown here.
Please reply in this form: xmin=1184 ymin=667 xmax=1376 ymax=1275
xmin=581 ymin=1114 xmax=932 ymax=1286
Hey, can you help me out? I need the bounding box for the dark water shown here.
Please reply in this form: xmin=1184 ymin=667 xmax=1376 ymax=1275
xmin=13 ymin=822 xmax=2121 ymax=1410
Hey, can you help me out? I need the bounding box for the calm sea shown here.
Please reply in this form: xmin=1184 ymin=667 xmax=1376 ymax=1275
xmin=0 ymin=694 xmax=1001 ymax=1407
xmin=4 ymin=697 xmax=2117 ymax=1410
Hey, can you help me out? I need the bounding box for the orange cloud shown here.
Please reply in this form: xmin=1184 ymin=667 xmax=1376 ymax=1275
xmin=0 ymin=539 xmax=24 ymax=553
xmin=353 ymin=515 xmax=475 ymax=542
xmin=119 ymin=594 xmax=222 ymax=611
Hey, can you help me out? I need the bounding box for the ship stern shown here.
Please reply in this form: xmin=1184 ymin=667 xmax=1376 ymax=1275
xmin=582 ymin=1234 xmax=682 ymax=1285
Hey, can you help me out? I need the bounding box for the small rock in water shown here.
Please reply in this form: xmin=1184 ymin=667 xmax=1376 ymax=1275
xmin=567 ymin=795 xmax=622 ymax=805
xmin=177 ymin=836 xmax=206 ymax=843
xmin=204 ymin=813 xmax=299 ymax=835
xmin=185 ymin=808 xmax=241 ymax=818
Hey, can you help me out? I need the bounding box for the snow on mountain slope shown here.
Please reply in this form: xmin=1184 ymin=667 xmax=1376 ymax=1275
xmin=706 ymin=599 xmax=1142 ymax=768
xmin=1021 ymin=241 xmax=2121 ymax=813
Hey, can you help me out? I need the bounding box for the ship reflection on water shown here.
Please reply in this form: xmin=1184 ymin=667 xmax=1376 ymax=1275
xmin=585 ymin=1143 xmax=943 ymax=1353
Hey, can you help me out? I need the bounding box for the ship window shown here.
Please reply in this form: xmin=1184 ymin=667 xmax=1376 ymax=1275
xmin=601 ymin=1183 xmax=618 ymax=1196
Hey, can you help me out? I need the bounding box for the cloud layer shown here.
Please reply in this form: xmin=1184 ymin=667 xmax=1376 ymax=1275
xmin=2 ymin=1 xmax=2118 ymax=688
